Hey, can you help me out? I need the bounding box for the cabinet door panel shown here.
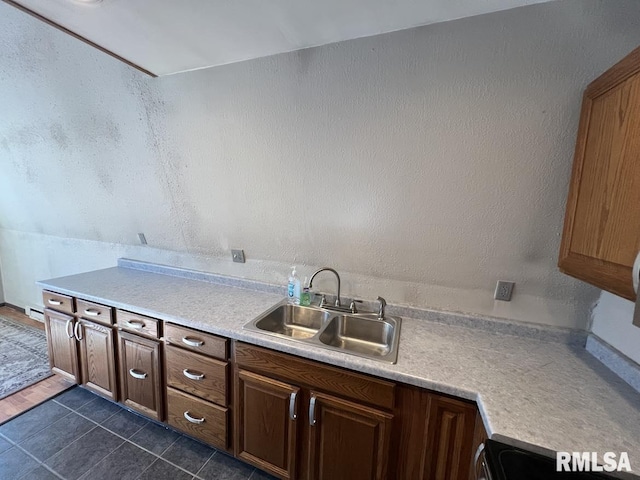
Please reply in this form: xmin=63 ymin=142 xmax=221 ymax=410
xmin=118 ymin=331 xmax=163 ymax=420
xmin=559 ymin=46 xmax=640 ymax=300
xmin=44 ymin=309 xmax=78 ymax=383
xmin=235 ymin=369 xmax=299 ymax=479
xmin=78 ymin=320 xmax=117 ymax=400
xmin=308 ymin=391 xmax=393 ymax=480
xmin=423 ymin=395 xmax=477 ymax=480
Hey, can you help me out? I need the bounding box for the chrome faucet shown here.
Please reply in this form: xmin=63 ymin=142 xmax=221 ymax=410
xmin=308 ymin=267 xmax=342 ymax=307
xmin=376 ymin=296 xmax=387 ymax=320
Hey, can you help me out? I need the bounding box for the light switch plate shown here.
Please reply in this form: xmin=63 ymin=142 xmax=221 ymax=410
xmin=232 ymin=249 xmax=245 ymax=263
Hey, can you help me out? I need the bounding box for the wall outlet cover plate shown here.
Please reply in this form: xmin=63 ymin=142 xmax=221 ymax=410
xmin=494 ymin=281 xmax=515 ymax=301
xmin=232 ymin=249 xmax=246 ymax=263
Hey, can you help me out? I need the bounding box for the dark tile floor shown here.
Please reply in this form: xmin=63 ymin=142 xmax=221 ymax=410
xmin=0 ymin=387 xmax=276 ymax=480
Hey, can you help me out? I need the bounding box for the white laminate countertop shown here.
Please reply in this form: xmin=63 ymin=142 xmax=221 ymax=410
xmin=38 ymin=266 xmax=640 ymax=472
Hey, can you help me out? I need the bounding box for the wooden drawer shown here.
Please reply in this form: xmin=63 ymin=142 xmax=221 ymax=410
xmin=164 ymin=323 xmax=228 ymax=360
xmin=42 ymin=291 xmax=75 ymax=315
xmin=76 ymin=299 xmax=113 ymax=326
xmin=166 ymin=345 xmax=227 ymax=405
xmin=235 ymin=342 xmax=396 ymax=410
xmin=116 ymin=310 xmax=160 ymax=339
xmin=167 ymin=387 xmax=228 ymax=449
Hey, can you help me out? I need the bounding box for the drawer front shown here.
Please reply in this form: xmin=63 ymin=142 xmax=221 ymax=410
xmin=166 ymin=345 xmax=227 ymax=405
xmin=116 ymin=310 xmax=160 ymax=339
xmin=167 ymin=387 xmax=228 ymax=449
xmin=42 ymin=291 xmax=75 ymax=315
xmin=76 ymin=299 xmax=113 ymax=326
xmin=235 ymin=342 xmax=396 ymax=410
xmin=165 ymin=323 xmax=228 ymax=360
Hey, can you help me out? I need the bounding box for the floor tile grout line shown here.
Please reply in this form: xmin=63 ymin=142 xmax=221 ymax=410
xmin=193 ymin=449 xmax=218 ymax=479
xmin=132 ymin=457 xmax=160 ymax=480
xmin=15 ymin=393 xmax=231 ymax=479
xmin=12 ymin=441 xmax=67 ymax=480
xmin=64 ymin=404 xmax=210 ymax=478
xmin=0 ymin=431 xmax=16 ymax=445
xmin=0 ymin=407 xmax=74 ymax=446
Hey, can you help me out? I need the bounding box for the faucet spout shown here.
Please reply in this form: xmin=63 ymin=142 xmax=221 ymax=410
xmin=308 ymin=267 xmax=342 ymax=307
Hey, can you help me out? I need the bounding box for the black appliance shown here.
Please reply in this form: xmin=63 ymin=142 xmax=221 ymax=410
xmin=476 ymin=439 xmax=624 ymax=480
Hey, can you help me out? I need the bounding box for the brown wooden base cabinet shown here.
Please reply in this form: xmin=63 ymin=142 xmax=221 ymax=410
xmin=43 ymin=289 xmax=482 ymax=480
xmin=118 ymin=330 xmax=163 ymax=421
xmin=234 ymin=342 xmax=477 ymax=480
xmin=44 ymin=305 xmax=118 ymax=401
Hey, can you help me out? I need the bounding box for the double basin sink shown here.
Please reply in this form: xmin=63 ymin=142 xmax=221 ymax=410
xmin=244 ymin=301 xmax=401 ymax=364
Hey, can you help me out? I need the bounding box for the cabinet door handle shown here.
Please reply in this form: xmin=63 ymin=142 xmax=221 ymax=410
xmin=129 ymin=368 xmax=148 ymax=380
xmin=309 ymin=395 xmax=317 ymax=426
xmin=182 ymin=336 xmax=204 ymax=347
xmin=83 ymin=309 xmax=100 ymax=317
xmin=183 ymin=369 xmax=205 ymax=381
xmin=184 ymin=411 xmax=205 ymax=424
xmin=48 ymin=299 xmax=62 ymax=306
xmin=74 ymin=322 xmax=83 ymax=341
xmin=65 ymin=319 xmax=74 ymax=339
xmin=125 ymin=320 xmax=145 ymax=330
xmin=633 ymin=251 xmax=640 ymax=295
xmin=289 ymin=391 xmax=298 ymax=420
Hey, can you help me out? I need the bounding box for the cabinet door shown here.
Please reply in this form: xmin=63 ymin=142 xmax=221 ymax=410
xmin=235 ymin=370 xmax=299 ymax=479
xmin=423 ymin=395 xmax=477 ymax=480
xmin=77 ymin=319 xmax=117 ymax=400
xmin=118 ymin=331 xmax=163 ymax=421
xmin=559 ymin=46 xmax=640 ymax=300
xmin=308 ymin=391 xmax=393 ymax=480
xmin=44 ymin=309 xmax=79 ymax=383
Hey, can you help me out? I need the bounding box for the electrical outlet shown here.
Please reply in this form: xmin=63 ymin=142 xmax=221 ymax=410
xmin=231 ymin=249 xmax=245 ymax=263
xmin=494 ymin=281 xmax=515 ymax=301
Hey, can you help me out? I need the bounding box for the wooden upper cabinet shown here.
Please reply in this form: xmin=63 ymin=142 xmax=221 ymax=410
xmin=559 ymin=46 xmax=640 ymax=300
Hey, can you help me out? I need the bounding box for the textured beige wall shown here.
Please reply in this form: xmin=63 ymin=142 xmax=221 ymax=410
xmin=2 ymin=0 xmax=640 ymax=328
xmin=591 ymin=292 xmax=640 ymax=364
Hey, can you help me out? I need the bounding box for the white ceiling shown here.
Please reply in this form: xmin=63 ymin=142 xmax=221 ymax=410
xmin=11 ymin=0 xmax=554 ymax=76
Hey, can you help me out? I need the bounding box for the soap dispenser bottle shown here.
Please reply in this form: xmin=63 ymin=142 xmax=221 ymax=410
xmin=288 ymin=266 xmax=301 ymax=305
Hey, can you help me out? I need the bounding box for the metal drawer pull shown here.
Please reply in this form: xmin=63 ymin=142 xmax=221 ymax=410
xmin=289 ymin=391 xmax=298 ymax=420
xmin=125 ymin=320 xmax=145 ymax=330
xmin=84 ymin=309 xmax=100 ymax=317
xmin=48 ymin=299 xmax=62 ymax=306
xmin=183 ymin=369 xmax=205 ymax=381
xmin=182 ymin=337 xmax=204 ymax=347
xmin=129 ymin=369 xmax=148 ymax=379
xmin=65 ymin=319 xmax=74 ymax=339
xmin=74 ymin=322 xmax=83 ymax=341
xmin=309 ymin=395 xmax=317 ymax=426
xmin=184 ymin=411 xmax=205 ymax=424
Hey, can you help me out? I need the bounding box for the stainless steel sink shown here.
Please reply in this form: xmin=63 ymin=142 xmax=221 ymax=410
xmin=253 ymin=304 xmax=333 ymax=339
xmin=318 ymin=315 xmax=397 ymax=357
xmin=244 ymin=301 xmax=401 ymax=364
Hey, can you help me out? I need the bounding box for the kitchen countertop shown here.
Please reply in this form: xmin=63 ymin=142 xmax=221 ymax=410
xmin=38 ymin=265 xmax=640 ymax=473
